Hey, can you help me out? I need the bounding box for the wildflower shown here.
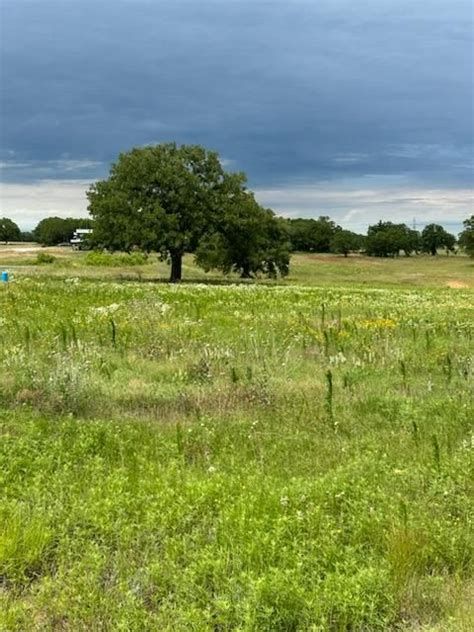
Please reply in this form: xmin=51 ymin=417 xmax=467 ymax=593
xmin=329 ymin=352 xmax=347 ymax=366
xmin=90 ymin=303 xmax=121 ymax=315
xmin=462 ymin=436 xmax=474 ymax=450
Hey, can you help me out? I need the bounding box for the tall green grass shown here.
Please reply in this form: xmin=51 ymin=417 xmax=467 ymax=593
xmin=0 ymin=276 xmax=472 ymax=629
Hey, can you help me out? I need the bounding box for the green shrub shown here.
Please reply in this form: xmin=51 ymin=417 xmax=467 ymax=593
xmin=85 ymin=251 xmax=149 ymax=267
xmin=36 ymin=252 xmax=56 ymax=264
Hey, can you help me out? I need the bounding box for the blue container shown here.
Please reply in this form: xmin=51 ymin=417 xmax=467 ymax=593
xmin=1 ymin=271 xmax=9 ymax=283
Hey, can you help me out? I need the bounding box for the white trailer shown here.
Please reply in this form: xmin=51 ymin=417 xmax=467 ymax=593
xmin=70 ymin=228 xmax=93 ymax=250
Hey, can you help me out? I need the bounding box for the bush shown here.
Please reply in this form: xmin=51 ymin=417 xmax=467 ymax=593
xmin=85 ymin=251 xmax=149 ymax=267
xmin=36 ymin=253 xmax=56 ymax=264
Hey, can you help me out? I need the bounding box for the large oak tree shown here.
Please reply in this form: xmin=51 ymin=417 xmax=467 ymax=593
xmin=87 ymin=143 xmax=247 ymax=282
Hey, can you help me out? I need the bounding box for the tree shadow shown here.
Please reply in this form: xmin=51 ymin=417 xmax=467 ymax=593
xmin=47 ymin=270 xmax=286 ymax=287
xmin=117 ymin=275 xmax=285 ymax=287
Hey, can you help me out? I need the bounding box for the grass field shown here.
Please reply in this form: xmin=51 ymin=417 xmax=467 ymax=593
xmin=0 ymin=247 xmax=473 ymax=630
xmin=0 ymin=244 xmax=473 ymax=289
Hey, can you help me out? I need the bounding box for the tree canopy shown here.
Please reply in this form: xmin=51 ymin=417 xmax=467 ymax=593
xmin=421 ymin=224 xmax=456 ymax=256
xmin=458 ymin=216 xmax=474 ymax=257
xmin=365 ymin=221 xmax=420 ymax=257
xmin=330 ymin=229 xmax=364 ymax=257
xmin=88 ymin=143 xmax=290 ymax=281
xmin=195 ymin=194 xmax=290 ymax=278
xmin=0 ymin=218 xmax=21 ymax=243
xmin=286 ymin=217 xmax=342 ymax=252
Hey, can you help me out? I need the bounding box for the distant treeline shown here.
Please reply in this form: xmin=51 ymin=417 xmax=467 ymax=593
xmin=1 ymin=214 xmax=473 ymax=258
xmin=285 ymin=216 xmax=472 ymax=258
xmin=286 ymin=217 xmax=456 ymax=257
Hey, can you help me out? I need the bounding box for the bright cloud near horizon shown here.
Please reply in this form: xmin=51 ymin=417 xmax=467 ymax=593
xmin=1 ymin=0 xmax=472 ymax=232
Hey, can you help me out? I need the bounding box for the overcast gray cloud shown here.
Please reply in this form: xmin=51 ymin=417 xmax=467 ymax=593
xmin=2 ymin=177 xmax=470 ymax=234
xmin=0 ymin=0 xmax=472 ymax=229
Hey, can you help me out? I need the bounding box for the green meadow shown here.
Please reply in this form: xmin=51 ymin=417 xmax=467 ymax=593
xmin=0 ymin=246 xmax=473 ymax=289
xmin=0 ymin=249 xmax=473 ymax=630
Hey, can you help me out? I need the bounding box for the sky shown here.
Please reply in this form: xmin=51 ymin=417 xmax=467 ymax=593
xmin=0 ymin=0 xmax=472 ymax=232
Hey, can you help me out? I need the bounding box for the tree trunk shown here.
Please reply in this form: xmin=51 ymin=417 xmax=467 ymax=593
xmin=240 ymin=262 xmax=252 ymax=279
xmin=170 ymin=251 xmax=183 ymax=283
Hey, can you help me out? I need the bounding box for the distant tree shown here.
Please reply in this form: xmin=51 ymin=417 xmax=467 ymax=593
xmin=421 ymin=224 xmax=456 ymax=256
xmin=366 ymin=221 xmax=419 ymax=257
xmin=20 ymin=231 xmax=35 ymax=242
xmin=195 ymin=195 xmax=290 ymax=278
xmin=398 ymin=226 xmax=421 ymax=256
xmin=330 ymin=230 xmax=363 ymax=257
xmin=458 ymin=216 xmax=474 ymax=257
xmin=0 ymin=218 xmax=21 ymax=243
xmin=287 ymin=217 xmax=341 ymax=252
xmin=366 ymin=229 xmax=397 ymax=257
xmin=34 ymin=217 xmax=93 ymax=246
xmin=88 ymin=143 xmax=247 ymax=282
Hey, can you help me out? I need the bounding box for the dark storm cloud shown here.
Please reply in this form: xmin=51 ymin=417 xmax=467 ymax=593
xmin=0 ymin=1 xmax=472 ymax=231
xmin=1 ymin=0 xmax=472 ymax=188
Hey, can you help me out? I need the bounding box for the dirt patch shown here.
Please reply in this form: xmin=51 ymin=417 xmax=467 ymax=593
xmin=0 ymin=244 xmax=71 ymax=259
xmin=446 ymin=280 xmax=469 ymax=289
xmin=0 ymin=245 xmax=43 ymax=256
